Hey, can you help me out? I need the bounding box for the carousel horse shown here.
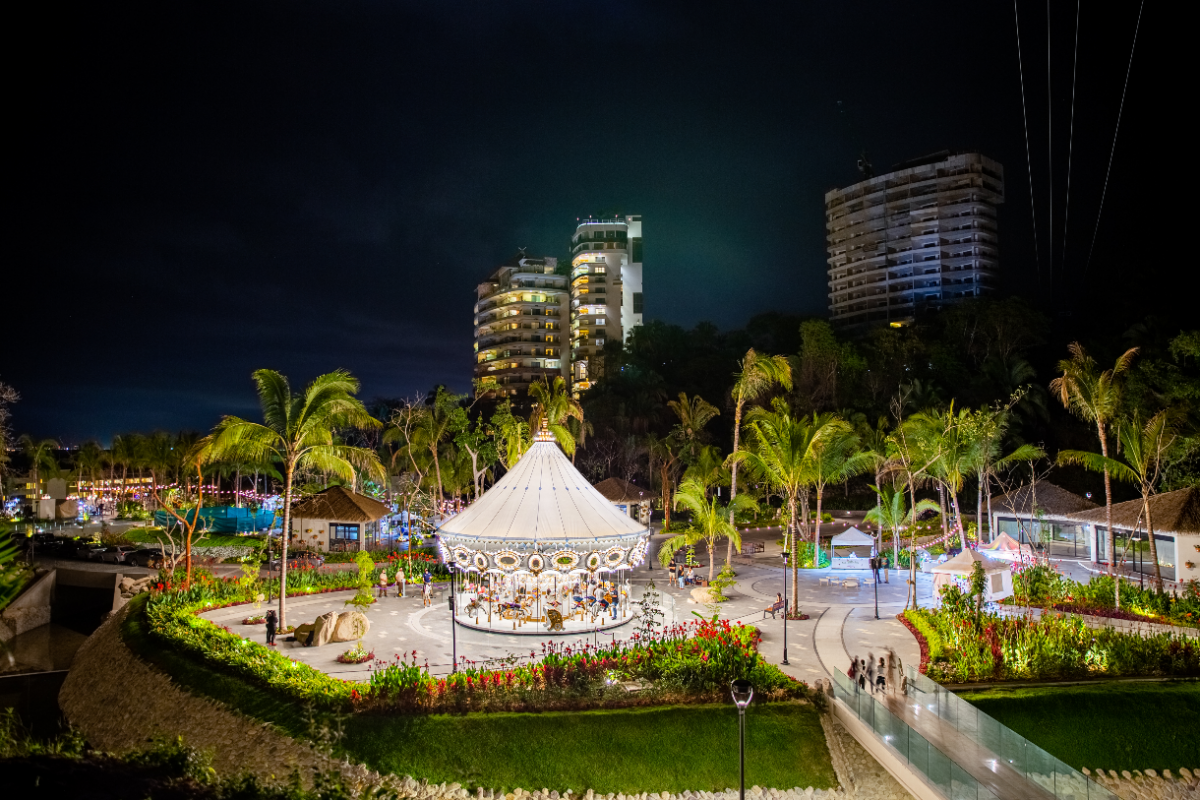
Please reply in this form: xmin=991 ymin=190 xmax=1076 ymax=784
xmin=544 ymin=609 xmax=565 ymax=631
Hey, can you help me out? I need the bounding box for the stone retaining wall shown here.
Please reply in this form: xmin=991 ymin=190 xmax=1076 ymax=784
xmin=1083 ymin=768 xmax=1200 ymax=800
xmin=58 ymin=603 xmax=848 ymax=799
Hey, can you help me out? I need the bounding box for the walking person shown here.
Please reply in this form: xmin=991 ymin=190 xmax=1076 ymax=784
xmin=857 ymin=658 xmax=867 ymax=690
xmin=876 ymin=657 xmax=887 ymax=693
xmin=866 ymin=653 xmax=876 ymax=693
xmin=886 ymin=649 xmax=897 ymax=695
xmin=265 ymin=609 xmax=277 ymax=647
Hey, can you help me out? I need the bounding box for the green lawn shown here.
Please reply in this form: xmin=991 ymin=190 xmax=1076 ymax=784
xmin=119 ymin=601 xmax=834 ymax=792
xmin=960 ymin=681 xmax=1200 ymax=773
xmin=124 ymin=528 xmax=264 ymax=550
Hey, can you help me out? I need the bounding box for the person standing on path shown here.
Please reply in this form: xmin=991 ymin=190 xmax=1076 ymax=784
xmin=378 ymin=571 xmax=389 ymax=598
xmin=265 ymin=609 xmax=277 ymax=646
xmin=397 ymin=568 xmax=406 ymax=598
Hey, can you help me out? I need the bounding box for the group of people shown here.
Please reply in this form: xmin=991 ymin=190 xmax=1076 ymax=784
xmin=848 ymin=649 xmax=904 ymax=695
xmin=667 ymin=562 xmax=699 ymax=589
xmin=377 ymin=568 xmax=435 ymax=607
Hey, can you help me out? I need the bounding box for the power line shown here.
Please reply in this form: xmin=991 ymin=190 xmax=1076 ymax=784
xmin=1083 ymin=0 xmax=1146 ymax=281
xmin=1013 ymin=0 xmax=1041 ymax=281
xmin=1061 ymin=0 xmax=1080 ymax=277
xmin=1046 ymin=0 xmax=1054 ymax=296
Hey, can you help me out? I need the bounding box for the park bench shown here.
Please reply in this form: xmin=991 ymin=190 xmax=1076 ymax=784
xmin=763 ymin=598 xmax=787 ymax=619
xmin=740 ymin=541 xmax=765 ymax=555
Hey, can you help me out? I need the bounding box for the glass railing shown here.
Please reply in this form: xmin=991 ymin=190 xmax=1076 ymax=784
xmin=902 ymin=667 xmax=1115 ymax=800
xmin=832 ymin=670 xmax=999 ymax=800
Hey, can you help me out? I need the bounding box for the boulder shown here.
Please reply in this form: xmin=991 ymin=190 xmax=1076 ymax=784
xmin=331 ymin=611 xmax=370 ymax=643
xmin=690 ymin=586 xmax=721 ymax=604
xmin=293 ymin=623 xmax=315 ymax=646
xmin=311 ymin=612 xmax=338 ymax=647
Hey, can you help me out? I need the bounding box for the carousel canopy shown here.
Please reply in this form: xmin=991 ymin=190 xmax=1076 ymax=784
xmin=830 ymin=527 xmax=874 ymax=546
xmin=436 ymin=440 xmax=647 ymax=543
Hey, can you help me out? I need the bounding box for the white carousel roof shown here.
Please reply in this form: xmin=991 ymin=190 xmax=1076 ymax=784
xmin=436 ymin=440 xmax=647 ymax=542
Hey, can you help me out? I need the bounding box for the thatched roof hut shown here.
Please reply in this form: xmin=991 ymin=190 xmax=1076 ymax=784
xmin=593 ymin=477 xmax=651 ymax=505
xmin=1068 ymin=486 xmax=1200 ymax=535
xmin=291 ymin=486 xmax=390 ymax=523
xmin=991 ymin=480 xmax=1098 ymax=517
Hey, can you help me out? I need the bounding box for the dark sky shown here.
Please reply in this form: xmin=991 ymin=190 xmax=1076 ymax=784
xmin=8 ymin=1 xmax=1170 ymax=443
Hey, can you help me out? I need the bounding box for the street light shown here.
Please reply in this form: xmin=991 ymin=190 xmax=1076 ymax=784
xmin=448 ymin=564 xmax=458 ymax=673
xmin=731 ymin=679 xmax=754 ymax=800
xmin=781 ymin=549 xmax=790 ymax=665
xmin=871 ymin=555 xmax=880 ymax=620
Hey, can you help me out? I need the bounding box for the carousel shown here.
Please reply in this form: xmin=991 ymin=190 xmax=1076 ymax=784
xmin=435 ymin=425 xmax=650 ymax=634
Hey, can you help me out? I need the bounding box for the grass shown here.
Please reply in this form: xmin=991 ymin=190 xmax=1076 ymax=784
xmin=959 ymin=681 xmax=1200 ymax=772
xmin=119 ymin=598 xmax=835 ymax=792
xmin=123 ymin=528 xmax=265 ymax=550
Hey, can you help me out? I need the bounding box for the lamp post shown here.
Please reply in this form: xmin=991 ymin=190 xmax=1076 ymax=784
xmin=781 ymin=549 xmax=790 ymax=665
xmin=871 ymin=555 xmax=880 ymax=619
xmin=448 ymin=564 xmax=458 ymax=673
xmin=731 ymin=679 xmax=754 ymax=800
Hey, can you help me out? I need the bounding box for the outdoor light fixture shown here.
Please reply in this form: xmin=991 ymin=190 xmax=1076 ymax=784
xmin=731 ymin=679 xmax=754 ymax=800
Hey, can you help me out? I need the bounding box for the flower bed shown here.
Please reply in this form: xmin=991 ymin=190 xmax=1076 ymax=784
xmin=898 ymin=611 xmax=941 ymax=673
xmin=1011 ymin=564 xmax=1200 ymax=628
xmin=337 ymin=644 xmax=375 ymax=664
xmin=356 ymin=618 xmax=810 ymax=714
xmin=911 ymin=604 xmax=1200 ymax=684
xmin=241 ymin=615 xmax=266 ymax=625
xmin=135 ymin=569 xmax=812 ymax=717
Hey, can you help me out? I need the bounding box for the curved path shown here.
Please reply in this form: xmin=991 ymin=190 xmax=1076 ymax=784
xmin=200 ymin=531 xmax=929 ymax=686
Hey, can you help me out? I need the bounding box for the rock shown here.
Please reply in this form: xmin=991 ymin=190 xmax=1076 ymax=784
xmin=293 ymin=623 xmax=315 ymax=646
xmin=330 ymin=611 xmax=370 ymax=643
xmin=1123 ymin=771 xmax=1133 ymax=780
xmin=311 ymin=612 xmax=338 ymax=647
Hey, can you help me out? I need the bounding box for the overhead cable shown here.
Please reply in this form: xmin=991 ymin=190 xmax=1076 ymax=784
xmin=1061 ymin=0 xmax=1080 ymax=277
xmin=1013 ymin=0 xmax=1042 ymax=281
xmin=1083 ymin=0 xmax=1146 ymax=281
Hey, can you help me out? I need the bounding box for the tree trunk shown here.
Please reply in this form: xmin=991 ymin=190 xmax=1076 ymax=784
xmin=279 ymin=465 xmax=294 ymax=629
xmin=1144 ymin=494 xmax=1161 ymax=589
xmin=708 ymin=539 xmax=716 ymax=583
xmin=788 ymin=496 xmax=799 ymax=615
xmin=1098 ymin=421 xmax=1119 ymax=609
xmin=908 ymin=476 xmax=921 ymax=610
xmin=952 ymin=490 xmax=967 ymax=550
xmin=976 ymin=469 xmax=985 ymax=544
xmin=938 ymin=484 xmax=948 ymax=540
xmin=432 ymin=446 xmax=444 ymax=504
xmin=726 ymin=399 xmax=743 ymax=566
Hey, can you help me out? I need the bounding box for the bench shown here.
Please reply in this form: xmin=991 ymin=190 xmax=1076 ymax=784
xmin=763 ymin=599 xmax=788 ymax=620
xmin=740 ymin=541 xmax=765 ymax=555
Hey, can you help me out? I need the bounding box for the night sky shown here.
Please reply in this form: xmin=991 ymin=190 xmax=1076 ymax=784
xmin=8 ymin=1 xmax=1170 ymax=442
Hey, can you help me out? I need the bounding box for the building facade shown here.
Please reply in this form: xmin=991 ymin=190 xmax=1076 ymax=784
xmin=825 ymin=151 xmax=1004 ymax=328
xmin=473 ymin=254 xmax=569 ymax=403
xmin=569 ymin=215 xmax=643 ymax=393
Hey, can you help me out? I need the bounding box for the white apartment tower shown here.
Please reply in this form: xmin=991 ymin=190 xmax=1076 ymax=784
xmin=825 ymin=151 xmax=1004 ymax=327
xmin=473 ymin=254 xmax=569 ymax=406
xmin=568 ymin=215 xmax=643 ymax=394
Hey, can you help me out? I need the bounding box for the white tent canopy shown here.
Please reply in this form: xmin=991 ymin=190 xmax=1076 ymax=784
xmin=830 ymin=527 xmax=874 ymax=546
xmin=929 ymin=548 xmax=1013 ymax=603
xmin=437 ymin=440 xmax=646 ymax=543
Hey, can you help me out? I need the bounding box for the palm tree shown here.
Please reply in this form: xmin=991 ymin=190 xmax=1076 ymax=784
xmin=966 ymin=405 xmax=1044 ymax=542
xmin=1050 ymin=343 xmax=1138 ymax=597
xmin=208 ymin=369 xmax=384 ymax=627
xmin=667 ymin=392 xmax=720 ymax=464
xmin=646 ymin=432 xmax=680 ymax=530
xmin=18 ymin=435 xmax=60 ymax=506
xmin=736 ymin=402 xmax=823 ymax=614
xmin=727 ymin=348 xmax=792 ymax=564
xmin=808 ymin=412 xmax=872 ymax=551
xmin=1059 ymin=409 xmax=1177 ymax=589
xmin=865 ymin=484 xmax=941 ymax=577
xmin=529 ymin=376 xmax=585 ymax=456
xmin=659 ymin=477 xmax=758 ymax=583
xmin=74 ymin=440 xmax=106 ymax=501
xmin=908 ymin=403 xmax=982 ymax=550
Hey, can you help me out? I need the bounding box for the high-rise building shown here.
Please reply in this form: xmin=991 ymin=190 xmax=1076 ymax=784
xmin=825 ymin=151 xmax=1004 ymax=328
xmin=568 ymin=215 xmax=643 ymax=393
xmin=473 ymin=254 xmax=569 ymax=405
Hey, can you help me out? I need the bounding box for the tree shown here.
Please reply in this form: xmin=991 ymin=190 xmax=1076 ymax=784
xmin=529 ymin=376 xmax=585 ymax=456
xmin=864 ymin=484 xmax=940 ymax=573
xmin=667 ymin=392 xmax=721 ymax=465
xmin=736 ymin=402 xmax=825 ymax=614
xmin=658 ymin=477 xmax=757 ymax=583
xmin=807 ymin=413 xmax=872 ymax=551
xmin=1059 ymin=409 xmax=1178 ymax=589
xmin=449 ymin=410 xmax=497 ymax=500
xmin=145 ymin=433 xmax=209 ymax=585
xmin=909 ymin=403 xmax=980 ymax=550
xmin=1050 ymin=343 xmax=1138 ymax=604
xmin=208 ymin=369 xmax=383 ymax=628
xmin=0 ymin=379 xmax=18 ymax=482
xmin=490 ymin=399 xmax=531 ymax=469
xmin=727 ymin=348 xmax=792 ymax=564
xmin=74 ymin=440 xmax=106 ymax=502
xmin=17 ymin=436 xmax=60 ymax=508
